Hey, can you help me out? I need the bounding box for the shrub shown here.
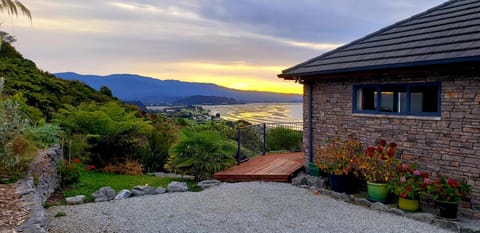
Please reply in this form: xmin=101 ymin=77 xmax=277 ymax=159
xmin=266 ymin=127 xmax=302 ymax=152
xmin=25 ymin=123 xmax=62 ymax=148
xmin=314 ymin=136 xmax=362 ymax=176
xmin=166 ymin=130 xmax=236 ymax=181
xmin=0 ymin=78 xmax=36 ymax=179
xmin=102 ymin=160 xmax=144 ymax=176
xmin=58 ymin=158 xmax=83 ymax=188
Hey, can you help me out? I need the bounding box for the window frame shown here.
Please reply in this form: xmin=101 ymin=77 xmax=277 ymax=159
xmin=352 ymin=82 xmax=441 ymax=117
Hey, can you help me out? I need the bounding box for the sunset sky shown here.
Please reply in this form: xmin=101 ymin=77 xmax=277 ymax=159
xmin=5 ymin=0 xmax=445 ymax=94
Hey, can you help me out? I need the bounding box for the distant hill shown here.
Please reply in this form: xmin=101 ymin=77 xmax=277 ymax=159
xmin=173 ymin=95 xmax=243 ymax=105
xmin=54 ymin=72 xmax=302 ymax=105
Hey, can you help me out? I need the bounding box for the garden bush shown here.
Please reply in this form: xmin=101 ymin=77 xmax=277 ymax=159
xmin=166 ymin=130 xmax=236 ymax=181
xmin=266 ymin=127 xmax=302 ymax=152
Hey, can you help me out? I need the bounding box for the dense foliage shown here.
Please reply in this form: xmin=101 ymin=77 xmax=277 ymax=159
xmin=266 ymin=127 xmax=302 ymax=152
xmin=166 ymin=130 xmax=236 ymax=181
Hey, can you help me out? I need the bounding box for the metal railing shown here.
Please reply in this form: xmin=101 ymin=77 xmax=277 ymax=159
xmin=236 ymin=122 xmax=303 ymax=164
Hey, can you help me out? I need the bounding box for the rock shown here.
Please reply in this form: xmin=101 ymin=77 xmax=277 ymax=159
xmin=330 ymin=192 xmax=348 ymax=201
xmin=458 ymin=219 xmax=480 ymax=233
xmin=198 ymin=180 xmax=222 ymax=189
xmin=305 ymin=176 xmax=327 ymax=189
xmin=292 ymin=173 xmax=307 ymax=186
xmin=92 ymin=187 xmax=116 ymax=202
xmin=114 ymin=189 xmax=132 ymax=200
xmin=298 ymin=185 xmax=310 ymax=189
xmin=167 ymin=181 xmax=188 ymax=192
xmin=408 ymin=212 xmax=435 ymax=224
xmin=131 ymin=186 xmax=156 ymax=196
xmin=386 ymin=207 xmax=405 ymax=216
xmin=65 ymin=195 xmax=86 ymax=205
xmin=352 ymin=197 xmax=371 ymax=208
xmin=155 ymin=187 xmax=166 ymax=194
xmin=433 ymin=218 xmax=460 ymax=232
xmin=370 ymin=202 xmax=388 ymax=212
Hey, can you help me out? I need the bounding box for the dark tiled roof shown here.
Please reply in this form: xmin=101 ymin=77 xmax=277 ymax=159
xmin=279 ymin=0 xmax=480 ymax=79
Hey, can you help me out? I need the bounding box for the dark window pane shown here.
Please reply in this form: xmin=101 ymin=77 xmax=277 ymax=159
xmin=380 ymin=86 xmax=407 ymax=113
xmin=411 ymin=86 xmax=438 ymax=113
xmin=356 ymin=87 xmax=376 ymax=111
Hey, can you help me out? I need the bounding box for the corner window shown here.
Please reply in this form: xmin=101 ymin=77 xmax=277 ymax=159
xmin=353 ymin=83 xmax=440 ymax=116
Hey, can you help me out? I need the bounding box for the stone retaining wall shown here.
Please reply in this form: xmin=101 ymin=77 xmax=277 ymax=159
xmin=304 ymin=74 xmax=480 ymax=218
xmin=16 ymin=145 xmax=62 ymax=233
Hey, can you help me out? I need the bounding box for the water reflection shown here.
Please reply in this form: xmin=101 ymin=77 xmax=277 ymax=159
xmin=203 ymin=103 xmax=302 ymax=124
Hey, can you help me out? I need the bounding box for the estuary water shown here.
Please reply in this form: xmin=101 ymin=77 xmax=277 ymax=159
xmin=203 ymin=103 xmax=303 ymax=124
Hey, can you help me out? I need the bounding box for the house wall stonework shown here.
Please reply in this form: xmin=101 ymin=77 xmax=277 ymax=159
xmin=303 ymin=73 xmax=480 ymax=218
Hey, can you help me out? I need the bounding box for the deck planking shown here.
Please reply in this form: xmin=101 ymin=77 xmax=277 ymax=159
xmin=214 ymin=152 xmax=304 ymax=182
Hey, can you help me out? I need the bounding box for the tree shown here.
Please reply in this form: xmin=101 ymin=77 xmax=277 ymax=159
xmin=100 ymin=86 xmax=112 ymax=97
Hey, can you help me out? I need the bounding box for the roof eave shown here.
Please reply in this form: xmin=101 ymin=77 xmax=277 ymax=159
xmin=278 ymin=55 xmax=480 ymax=80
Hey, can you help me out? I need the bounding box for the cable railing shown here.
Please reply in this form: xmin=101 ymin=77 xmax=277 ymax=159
xmin=236 ymin=122 xmax=303 ymax=164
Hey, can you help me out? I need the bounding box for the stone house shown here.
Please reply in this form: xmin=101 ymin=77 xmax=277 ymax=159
xmin=279 ymin=0 xmax=480 ymax=218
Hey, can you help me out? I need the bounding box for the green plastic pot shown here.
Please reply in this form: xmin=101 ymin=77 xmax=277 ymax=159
xmin=367 ymin=182 xmax=388 ymax=202
xmin=308 ymin=163 xmax=320 ymax=177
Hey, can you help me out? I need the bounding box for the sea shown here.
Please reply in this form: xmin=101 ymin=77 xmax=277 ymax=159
xmin=202 ymin=103 xmax=303 ymax=124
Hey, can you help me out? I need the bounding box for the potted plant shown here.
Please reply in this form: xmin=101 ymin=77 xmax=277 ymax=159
xmin=356 ymin=139 xmax=399 ymax=202
xmin=389 ymin=163 xmax=429 ymax=212
xmin=424 ymin=176 xmax=471 ymax=219
xmin=314 ymin=136 xmax=362 ymax=194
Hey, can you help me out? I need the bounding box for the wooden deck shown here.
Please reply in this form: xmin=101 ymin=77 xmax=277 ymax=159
xmin=214 ymin=152 xmax=304 ymax=182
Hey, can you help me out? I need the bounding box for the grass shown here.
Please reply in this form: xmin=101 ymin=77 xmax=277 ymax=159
xmin=63 ymin=171 xmax=201 ymax=202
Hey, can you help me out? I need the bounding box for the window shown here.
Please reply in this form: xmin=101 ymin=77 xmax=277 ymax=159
xmin=353 ymin=82 xmax=440 ymax=116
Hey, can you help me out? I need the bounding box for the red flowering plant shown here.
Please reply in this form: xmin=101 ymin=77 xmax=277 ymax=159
xmin=314 ymin=136 xmax=362 ymax=176
xmin=424 ymin=176 xmax=471 ymax=203
xmin=389 ymin=163 xmax=429 ymax=199
xmin=58 ymin=158 xmax=84 ymax=188
xmin=356 ymin=139 xmax=399 ymax=183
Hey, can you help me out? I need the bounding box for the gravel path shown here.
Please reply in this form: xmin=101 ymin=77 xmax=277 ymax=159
xmin=46 ymin=182 xmax=451 ymax=233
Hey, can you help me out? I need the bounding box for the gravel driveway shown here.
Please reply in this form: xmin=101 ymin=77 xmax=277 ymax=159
xmin=46 ymin=182 xmax=451 ymax=233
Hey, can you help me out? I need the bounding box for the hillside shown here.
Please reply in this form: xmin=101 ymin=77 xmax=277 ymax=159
xmin=54 ymin=72 xmax=302 ymax=105
xmin=0 ymin=43 xmax=116 ymax=120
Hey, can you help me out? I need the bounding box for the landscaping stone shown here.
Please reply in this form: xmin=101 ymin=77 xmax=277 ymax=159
xmin=65 ymin=195 xmax=86 ymax=205
xmin=370 ymin=202 xmax=388 ymax=212
xmin=408 ymin=212 xmax=435 ymax=224
xmin=114 ymin=189 xmax=132 ymax=200
xmin=92 ymin=187 xmax=116 ymax=202
xmin=198 ymin=180 xmax=222 ymax=189
xmin=132 ymin=186 xmax=155 ymax=196
xmin=298 ymin=185 xmax=310 ymax=189
xmin=167 ymin=181 xmax=188 ymax=192
xmin=386 ymin=207 xmax=405 ymax=217
xmin=291 ymin=173 xmax=307 ymax=186
xmin=305 ymin=176 xmax=327 ymax=189
xmin=155 ymin=187 xmax=166 ymax=194
xmin=329 ymin=192 xmax=348 ymax=201
xmin=352 ymin=197 xmax=371 ymax=208
xmin=433 ymin=219 xmax=460 ymax=232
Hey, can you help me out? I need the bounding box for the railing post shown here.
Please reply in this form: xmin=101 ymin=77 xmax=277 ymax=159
xmin=263 ymin=123 xmax=266 ymax=155
xmin=237 ymin=127 xmax=241 ymax=165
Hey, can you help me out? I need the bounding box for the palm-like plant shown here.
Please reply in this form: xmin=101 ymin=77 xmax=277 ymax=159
xmin=0 ymin=0 xmax=31 ymax=20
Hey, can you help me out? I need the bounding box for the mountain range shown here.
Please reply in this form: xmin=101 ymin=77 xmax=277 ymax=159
xmin=54 ymin=72 xmax=302 ymax=105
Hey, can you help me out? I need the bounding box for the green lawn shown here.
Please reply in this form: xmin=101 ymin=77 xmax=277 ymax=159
xmin=63 ymin=171 xmax=201 ymax=202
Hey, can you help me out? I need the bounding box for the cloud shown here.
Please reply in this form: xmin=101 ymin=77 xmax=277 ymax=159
xmin=7 ymin=0 xmax=446 ymax=94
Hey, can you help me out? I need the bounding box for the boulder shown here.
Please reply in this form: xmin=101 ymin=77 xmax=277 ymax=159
xmin=65 ymin=195 xmax=86 ymax=205
xmin=305 ymin=176 xmax=327 ymax=189
xmin=291 ymin=173 xmax=307 ymax=186
xmin=409 ymin=212 xmax=435 ymax=224
xmin=131 ymin=185 xmax=155 ymax=196
xmin=92 ymin=187 xmax=116 ymax=202
xmin=155 ymin=187 xmax=166 ymax=194
xmin=370 ymin=202 xmax=388 ymax=212
xmin=198 ymin=180 xmax=222 ymax=189
xmin=167 ymin=181 xmax=188 ymax=192
xmin=114 ymin=189 xmax=132 ymax=200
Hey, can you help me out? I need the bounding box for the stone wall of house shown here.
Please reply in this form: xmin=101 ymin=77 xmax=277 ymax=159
xmin=304 ymin=73 xmax=480 ymax=218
